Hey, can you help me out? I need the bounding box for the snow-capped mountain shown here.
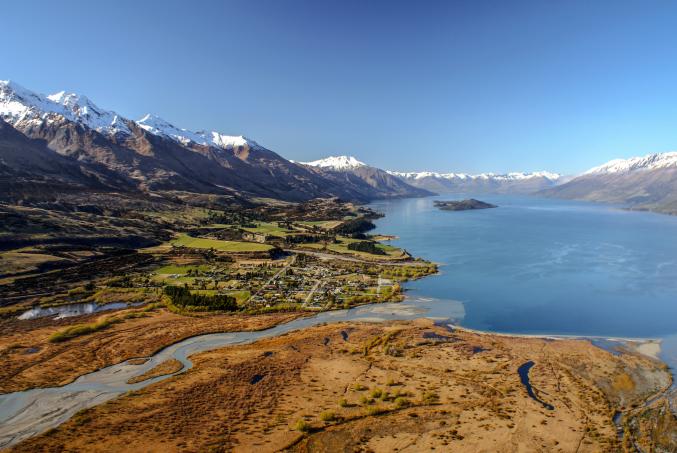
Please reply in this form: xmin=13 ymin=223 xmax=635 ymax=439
xmin=0 ymin=80 xmax=131 ymax=136
xmin=0 ymin=80 xmax=261 ymax=153
xmin=301 ymin=155 xmax=367 ymax=170
xmin=298 ymin=155 xmax=432 ymax=199
xmin=389 ymin=170 xmax=561 ymax=182
xmin=0 ymin=80 xmax=431 ymax=202
xmin=583 ymin=152 xmax=677 ymax=175
xmin=390 ymin=170 xmax=562 ymax=194
xmin=542 ymin=151 xmax=677 ymax=214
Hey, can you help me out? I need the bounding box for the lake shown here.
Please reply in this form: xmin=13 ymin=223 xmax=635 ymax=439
xmin=369 ymin=195 xmax=677 ymax=353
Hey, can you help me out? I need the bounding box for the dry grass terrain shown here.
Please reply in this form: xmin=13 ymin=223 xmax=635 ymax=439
xmin=0 ymin=307 xmax=303 ymax=393
xmin=9 ymin=319 xmax=671 ymax=453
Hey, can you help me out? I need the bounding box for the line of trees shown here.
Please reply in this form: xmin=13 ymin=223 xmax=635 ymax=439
xmin=347 ymin=240 xmax=386 ymax=255
xmin=164 ymin=286 xmax=238 ymax=311
xmin=333 ymin=218 xmax=376 ymax=235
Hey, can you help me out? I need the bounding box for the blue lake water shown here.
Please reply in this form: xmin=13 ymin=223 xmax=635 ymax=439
xmin=370 ymin=195 xmax=677 ymax=341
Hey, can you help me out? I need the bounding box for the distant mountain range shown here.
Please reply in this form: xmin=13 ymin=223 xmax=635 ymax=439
xmin=0 ymin=80 xmax=425 ymax=203
xmin=298 ymin=156 xmax=432 ymax=199
xmin=298 ymin=156 xmax=565 ymax=198
xmin=388 ymin=170 xmax=564 ymax=194
xmin=2 ymin=80 xmax=677 ymax=214
xmin=540 ymin=152 xmax=677 ymax=214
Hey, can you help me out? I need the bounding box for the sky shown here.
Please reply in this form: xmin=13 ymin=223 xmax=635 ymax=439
xmin=3 ymin=0 xmax=677 ymax=174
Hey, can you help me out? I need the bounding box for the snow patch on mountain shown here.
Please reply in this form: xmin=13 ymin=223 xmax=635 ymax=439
xmin=389 ymin=170 xmax=561 ymax=181
xmin=301 ymin=155 xmax=367 ymax=170
xmin=583 ymin=152 xmax=677 ymax=175
xmin=0 ymin=80 xmax=131 ymax=136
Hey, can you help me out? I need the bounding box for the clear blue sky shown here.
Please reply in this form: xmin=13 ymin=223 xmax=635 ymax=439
xmin=4 ymin=0 xmax=677 ymax=174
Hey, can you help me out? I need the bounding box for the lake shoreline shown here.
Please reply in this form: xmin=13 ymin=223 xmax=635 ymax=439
xmin=447 ymin=323 xmax=664 ymax=359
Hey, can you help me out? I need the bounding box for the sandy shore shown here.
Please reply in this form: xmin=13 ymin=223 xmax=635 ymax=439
xmin=449 ymin=323 xmax=663 ymax=360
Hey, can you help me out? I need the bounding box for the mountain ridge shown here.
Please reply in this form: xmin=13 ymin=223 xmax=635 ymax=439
xmin=583 ymin=151 xmax=677 ymax=175
xmin=300 ymin=155 xmax=367 ymax=170
xmin=389 ymin=169 xmax=563 ymax=194
xmin=299 ymin=155 xmax=433 ymax=199
xmin=540 ymin=151 xmax=677 ymax=214
xmin=0 ymin=80 xmax=428 ymax=203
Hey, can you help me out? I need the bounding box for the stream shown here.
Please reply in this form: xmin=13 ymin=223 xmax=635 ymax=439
xmin=0 ymin=294 xmax=671 ymax=449
xmin=0 ymin=298 xmax=457 ymax=449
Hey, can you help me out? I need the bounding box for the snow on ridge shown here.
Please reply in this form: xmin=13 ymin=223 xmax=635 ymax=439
xmin=302 ymin=155 xmax=367 ymax=170
xmin=210 ymin=131 xmax=256 ymax=149
xmin=0 ymin=80 xmax=258 ymax=151
xmin=136 ymin=113 xmax=258 ymax=149
xmin=0 ymin=80 xmax=131 ymax=136
xmin=388 ymin=170 xmax=561 ymax=181
xmin=137 ymin=114 xmax=206 ymax=146
xmin=583 ymin=152 xmax=677 ymax=175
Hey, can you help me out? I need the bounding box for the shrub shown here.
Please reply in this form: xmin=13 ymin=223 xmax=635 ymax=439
xmin=338 ymin=398 xmax=349 ymax=408
xmin=67 ymin=286 xmax=88 ymax=296
xmin=370 ymin=388 xmax=384 ymax=399
xmin=319 ymin=411 xmax=336 ymax=422
xmin=49 ymin=317 xmax=116 ymax=342
xmin=293 ymin=419 xmax=310 ymax=432
xmin=365 ymin=406 xmax=388 ymax=416
xmin=422 ymin=391 xmax=439 ymax=404
xmin=394 ymin=397 xmax=410 ymax=408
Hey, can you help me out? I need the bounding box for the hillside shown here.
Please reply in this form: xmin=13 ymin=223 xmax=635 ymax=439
xmin=300 ymin=155 xmax=433 ymax=199
xmin=0 ymin=81 xmax=419 ymax=203
xmin=541 ymin=152 xmax=677 ymax=214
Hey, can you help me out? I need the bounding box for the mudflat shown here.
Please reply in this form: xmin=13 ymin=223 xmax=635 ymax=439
xmin=9 ymin=319 xmax=671 ymax=453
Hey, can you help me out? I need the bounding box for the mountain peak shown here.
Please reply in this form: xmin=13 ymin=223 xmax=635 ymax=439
xmin=583 ymin=151 xmax=677 ymax=175
xmin=302 ymin=155 xmax=367 ymax=170
xmin=2 ymin=79 xmax=264 ymax=152
xmin=0 ymin=80 xmax=130 ymax=136
xmin=136 ymin=113 xmax=193 ymax=144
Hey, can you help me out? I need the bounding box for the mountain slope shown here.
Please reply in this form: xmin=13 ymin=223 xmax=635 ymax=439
xmin=0 ymin=80 xmax=389 ymax=203
xmin=540 ymin=152 xmax=677 ymax=214
xmin=390 ymin=170 xmax=562 ymax=194
xmin=300 ymin=156 xmax=433 ymax=199
xmin=0 ymin=118 xmax=136 ymax=202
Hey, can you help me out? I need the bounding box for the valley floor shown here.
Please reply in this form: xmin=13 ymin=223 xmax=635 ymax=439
xmin=1 ymin=198 xmax=675 ymax=452
xmin=7 ymin=319 xmax=674 ymax=453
